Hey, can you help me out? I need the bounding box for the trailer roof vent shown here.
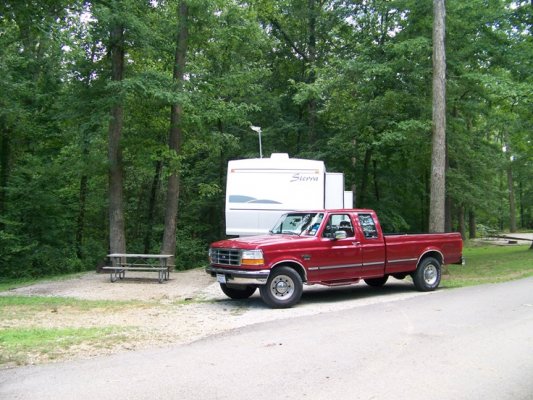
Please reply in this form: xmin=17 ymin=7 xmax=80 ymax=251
xmin=270 ymin=153 xmax=290 ymax=160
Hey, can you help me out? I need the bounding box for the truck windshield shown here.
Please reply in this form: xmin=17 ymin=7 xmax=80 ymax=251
xmin=270 ymin=212 xmax=324 ymax=236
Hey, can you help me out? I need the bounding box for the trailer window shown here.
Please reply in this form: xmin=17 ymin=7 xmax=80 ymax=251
xmin=358 ymin=214 xmax=378 ymax=239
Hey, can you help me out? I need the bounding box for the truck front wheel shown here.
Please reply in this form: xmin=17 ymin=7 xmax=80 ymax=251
xmin=412 ymin=257 xmax=441 ymax=291
xmin=220 ymin=283 xmax=257 ymax=299
xmin=259 ymin=266 xmax=303 ymax=308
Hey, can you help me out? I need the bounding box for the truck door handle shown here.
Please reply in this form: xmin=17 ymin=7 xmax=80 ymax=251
xmin=352 ymin=241 xmax=360 ymax=246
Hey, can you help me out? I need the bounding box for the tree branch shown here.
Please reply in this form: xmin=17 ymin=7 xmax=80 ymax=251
xmin=269 ymin=18 xmax=309 ymax=62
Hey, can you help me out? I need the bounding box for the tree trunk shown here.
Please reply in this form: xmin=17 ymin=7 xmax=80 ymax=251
xmin=421 ymin=170 xmax=430 ymax=232
xmin=468 ymin=209 xmax=476 ymax=239
xmin=144 ymin=160 xmax=162 ymax=253
xmin=0 ymin=132 xmax=10 ymax=230
xmin=458 ymin=205 xmax=465 ymax=240
xmin=351 ymin=138 xmax=356 ymax=207
xmin=372 ymin=159 xmax=380 ymax=203
xmin=507 ymin=163 xmax=517 ymax=233
xmin=444 ymin=133 xmax=452 ymax=232
xmin=76 ymin=174 xmax=88 ymax=258
xmin=162 ymin=1 xmax=188 ymax=264
xmin=359 ymin=148 xmax=372 ymax=206
xmin=518 ymin=181 xmax=524 ymax=229
xmin=504 ymin=131 xmax=517 ymax=233
xmin=218 ymin=130 xmax=226 ymax=239
xmin=76 ymin=45 xmax=97 ymax=259
xmin=445 ymin=195 xmax=453 ymax=232
xmin=429 ymin=0 xmax=446 ymax=233
xmin=108 ymin=23 xmax=126 ymax=254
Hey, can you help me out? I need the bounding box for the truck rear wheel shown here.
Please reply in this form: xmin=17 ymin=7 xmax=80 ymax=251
xmin=220 ymin=283 xmax=257 ymax=299
xmin=259 ymin=266 xmax=303 ymax=308
xmin=364 ymin=276 xmax=389 ymax=287
xmin=412 ymin=257 xmax=441 ymax=291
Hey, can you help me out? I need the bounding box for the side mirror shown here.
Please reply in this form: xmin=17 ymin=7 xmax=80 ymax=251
xmin=334 ymin=230 xmax=347 ymax=240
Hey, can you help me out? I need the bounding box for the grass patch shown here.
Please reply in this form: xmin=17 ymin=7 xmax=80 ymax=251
xmin=0 ymin=296 xmax=145 ymax=322
xmin=0 ymin=296 xmax=147 ymax=366
xmin=442 ymin=243 xmax=533 ymax=288
xmin=0 ymin=295 xmax=139 ymax=309
xmin=0 ymin=326 xmax=132 ymax=365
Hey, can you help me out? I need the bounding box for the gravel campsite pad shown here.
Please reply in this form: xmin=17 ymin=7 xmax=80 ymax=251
xmin=1 ymin=269 xmax=421 ymax=366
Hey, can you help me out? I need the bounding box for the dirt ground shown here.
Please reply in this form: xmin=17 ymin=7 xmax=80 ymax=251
xmin=1 ymin=268 xmax=429 ymax=366
xmin=1 ymin=269 xmax=238 ymax=364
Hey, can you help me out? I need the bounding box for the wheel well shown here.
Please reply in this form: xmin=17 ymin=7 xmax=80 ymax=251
xmin=271 ymin=262 xmax=307 ymax=282
xmin=418 ymin=251 xmax=443 ymax=266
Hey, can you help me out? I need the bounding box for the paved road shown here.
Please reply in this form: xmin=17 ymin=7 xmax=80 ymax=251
xmin=1 ymin=278 xmax=532 ymax=400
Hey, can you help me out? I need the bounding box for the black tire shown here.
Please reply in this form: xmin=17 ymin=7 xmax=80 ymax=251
xmin=364 ymin=275 xmax=389 ymax=287
xmin=392 ymin=273 xmax=407 ymax=280
xmin=411 ymin=257 xmax=441 ymax=291
xmin=259 ymin=266 xmax=303 ymax=308
xmin=219 ymin=283 xmax=257 ymax=299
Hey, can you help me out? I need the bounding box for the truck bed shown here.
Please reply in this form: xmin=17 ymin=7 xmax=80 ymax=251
xmin=384 ymin=232 xmax=463 ymax=275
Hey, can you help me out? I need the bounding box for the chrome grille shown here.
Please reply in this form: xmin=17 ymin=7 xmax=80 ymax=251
xmin=210 ymin=248 xmax=241 ymax=266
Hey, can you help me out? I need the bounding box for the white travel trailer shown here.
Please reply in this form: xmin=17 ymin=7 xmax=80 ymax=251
xmin=225 ymin=153 xmax=353 ymax=236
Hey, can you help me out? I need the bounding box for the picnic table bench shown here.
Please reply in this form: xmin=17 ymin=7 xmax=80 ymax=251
xmin=103 ymin=253 xmax=173 ymax=283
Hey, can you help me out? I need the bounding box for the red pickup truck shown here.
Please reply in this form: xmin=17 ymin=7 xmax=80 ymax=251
xmin=207 ymin=209 xmax=464 ymax=308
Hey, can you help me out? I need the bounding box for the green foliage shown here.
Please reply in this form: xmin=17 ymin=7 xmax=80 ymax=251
xmin=0 ymin=0 xmax=531 ymax=277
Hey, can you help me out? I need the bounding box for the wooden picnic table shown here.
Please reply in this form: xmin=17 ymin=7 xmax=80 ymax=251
xmin=103 ymin=253 xmax=173 ymax=283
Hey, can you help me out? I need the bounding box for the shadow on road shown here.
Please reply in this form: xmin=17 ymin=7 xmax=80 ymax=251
xmin=301 ymin=280 xmax=415 ymax=305
xmin=211 ymin=279 xmax=417 ymax=309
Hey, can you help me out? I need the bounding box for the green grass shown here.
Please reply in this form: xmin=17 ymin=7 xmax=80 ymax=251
xmin=0 ymin=295 xmax=144 ymax=321
xmin=0 ymin=296 xmax=148 ymax=366
xmin=0 ymin=326 xmax=131 ymax=365
xmin=442 ymin=243 xmax=533 ymax=288
xmin=0 ymin=295 xmax=139 ymax=309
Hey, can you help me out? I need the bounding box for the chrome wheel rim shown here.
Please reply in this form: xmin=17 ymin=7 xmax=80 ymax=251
xmin=424 ymin=264 xmax=438 ymax=286
xmin=270 ymin=275 xmax=294 ymax=299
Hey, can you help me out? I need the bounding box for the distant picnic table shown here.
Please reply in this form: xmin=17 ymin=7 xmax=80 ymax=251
xmin=103 ymin=254 xmax=173 ymax=283
xmin=489 ymin=234 xmax=533 ymax=249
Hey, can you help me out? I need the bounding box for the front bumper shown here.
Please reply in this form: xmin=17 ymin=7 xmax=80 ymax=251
xmin=206 ymin=266 xmax=270 ymax=285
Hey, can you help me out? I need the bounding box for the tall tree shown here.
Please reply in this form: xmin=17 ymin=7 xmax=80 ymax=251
xmin=429 ymin=0 xmax=446 ymax=233
xmin=107 ymin=10 xmax=127 ymax=254
xmin=504 ymin=134 xmax=517 ymax=233
xmin=162 ymin=0 xmax=189 ymax=260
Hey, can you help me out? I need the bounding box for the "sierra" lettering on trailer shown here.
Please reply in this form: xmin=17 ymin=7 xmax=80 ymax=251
xmin=290 ymin=173 xmax=319 ymax=183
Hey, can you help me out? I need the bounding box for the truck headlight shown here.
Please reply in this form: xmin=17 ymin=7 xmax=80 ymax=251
xmin=241 ymin=249 xmax=264 ymax=266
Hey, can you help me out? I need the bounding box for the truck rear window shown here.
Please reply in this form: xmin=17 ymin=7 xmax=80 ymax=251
xmin=358 ymin=214 xmax=378 ymax=239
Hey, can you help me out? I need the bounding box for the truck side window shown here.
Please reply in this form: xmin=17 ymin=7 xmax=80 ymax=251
xmin=358 ymin=214 xmax=378 ymax=239
xmin=322 ymin=214 xmax=354 ymax=238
